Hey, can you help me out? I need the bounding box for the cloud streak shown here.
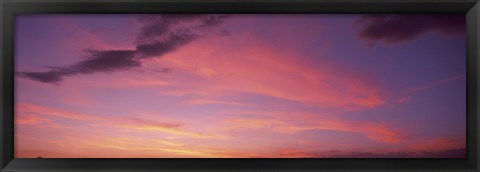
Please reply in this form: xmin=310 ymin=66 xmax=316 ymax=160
xmin=16 ymin=103 xmax=222 ymax=140
xmin=17 ymin=103 xmax=106 ymax=121
xmin=224 ymin=115 xmax=404 ymax=143
xmin=128 ymin=117 xmax=183 ymax=129
xmin=355 ymin=14 xmax=465 ymax=44
xmin=19 ymin=14 xmax=230 ymax=84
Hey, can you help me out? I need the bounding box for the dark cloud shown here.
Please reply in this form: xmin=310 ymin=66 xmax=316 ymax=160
xmin=20 ymin=50 xmax=139 ymax=84
xmin=355 ymin=14 xmax=465 ymax=44
xmin=20 ymin=70 xmax=72 ymax=84
xmin=200 ymin=15 xmax=230 ymax=28
xmin=136 ymin=15 xmax=205 ymax=40
xmin=20 ymin=14 xmax=230 ymax=84
xmin=75 ymin=50 xmax=140 ymax=73
xmin=136 ymin=32 xmax=197 ymax=58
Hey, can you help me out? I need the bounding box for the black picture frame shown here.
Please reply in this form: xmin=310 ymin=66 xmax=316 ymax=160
xmin=1 ymin=0 xmax=479 ymax=171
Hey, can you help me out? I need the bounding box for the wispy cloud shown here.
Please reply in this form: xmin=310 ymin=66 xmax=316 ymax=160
xmin=392 ymin=74 xmax=466 ymax=104
xmin=408 ymin=74 xmax=465 ymax=93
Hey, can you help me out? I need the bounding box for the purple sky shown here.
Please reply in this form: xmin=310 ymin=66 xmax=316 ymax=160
xmin=14 ymin=14 xmax=466 ymax=158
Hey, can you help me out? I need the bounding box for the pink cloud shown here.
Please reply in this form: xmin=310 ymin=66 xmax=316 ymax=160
xmin=145 ymin=35 xmax=386 ymax=110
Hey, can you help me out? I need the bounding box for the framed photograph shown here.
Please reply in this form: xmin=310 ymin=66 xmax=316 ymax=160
xmin=1 ymin=0 xmax=479 ymax=171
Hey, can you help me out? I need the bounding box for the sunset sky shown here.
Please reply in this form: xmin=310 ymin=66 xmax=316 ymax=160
xmin=14 ymin=14 xmax=466 ymax=158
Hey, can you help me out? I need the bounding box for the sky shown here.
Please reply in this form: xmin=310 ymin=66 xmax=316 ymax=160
xmin=14 ymin=14 xmax=466 ymax=158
